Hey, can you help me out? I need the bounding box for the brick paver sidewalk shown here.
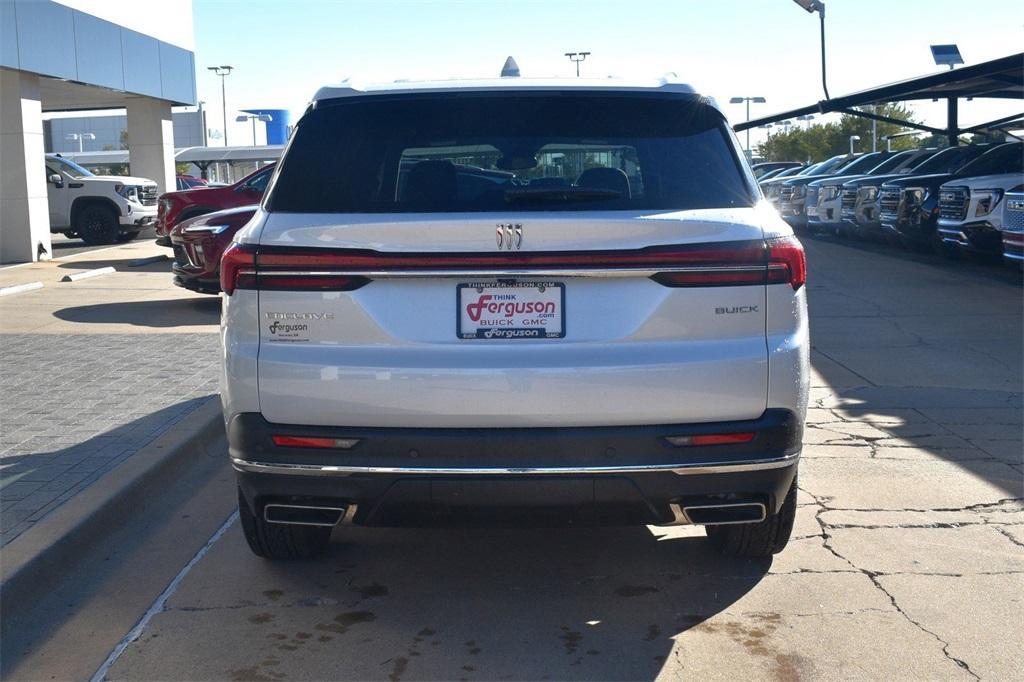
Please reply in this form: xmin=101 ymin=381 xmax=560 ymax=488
xmin=0 ymin=240 xmax=221 ymax=545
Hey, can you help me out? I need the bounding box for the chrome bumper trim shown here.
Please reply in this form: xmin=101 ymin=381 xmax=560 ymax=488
xmin=230 ymin=452 xmax=800 ymax=477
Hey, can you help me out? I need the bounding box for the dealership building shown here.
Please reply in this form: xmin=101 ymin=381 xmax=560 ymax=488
xmin=0 ymin=0 xmax=196 ymax=263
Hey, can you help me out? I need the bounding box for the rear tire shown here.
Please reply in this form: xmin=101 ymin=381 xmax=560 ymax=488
xmin=76 ymin=204 xmax=120 ymax=245
xmin=238 ymin=489 xmax=332 ymax=560
xmin=706 ymin=473 xmax=797 ymax=557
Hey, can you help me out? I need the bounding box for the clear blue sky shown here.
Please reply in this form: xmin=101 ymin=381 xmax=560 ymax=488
xmin=192 ymin=0 xmax=1023 ymax=145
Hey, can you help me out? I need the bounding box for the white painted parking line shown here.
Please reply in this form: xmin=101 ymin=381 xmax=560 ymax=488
xmin=89 ymin=511 xmax=239 ymax=682
xmin=0 ymin=281 xmax=44 ymax=296
xmin=60 ymin=266 xmax=117 ymax=282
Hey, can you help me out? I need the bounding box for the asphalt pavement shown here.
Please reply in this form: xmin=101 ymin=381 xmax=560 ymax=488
xmin=2 ymin=233 xmax=1022 ymax=681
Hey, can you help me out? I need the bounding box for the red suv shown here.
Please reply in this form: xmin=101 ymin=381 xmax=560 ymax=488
xmin=155 ymin=163 xmax=275 ymax=246
xmin=170 ymin=205 xmax=257 ymax=293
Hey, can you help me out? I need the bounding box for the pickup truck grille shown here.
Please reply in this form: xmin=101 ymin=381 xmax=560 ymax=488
xmin=939 ymin=187 xmax=969 ymax=221
xmin=140 ymin=185 xmax=158 ymax=206
xmin=841 ymin=189 xmax=858 ymax=210
xmin=879 ymin=188 xmax=902 ymax=215
xmin=779 ymin=186 xmax=795 ymax=203
xmin=1005 ymin=193 xmax=1024 ymax=232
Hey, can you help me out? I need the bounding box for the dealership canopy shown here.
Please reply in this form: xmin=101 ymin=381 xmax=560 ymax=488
xmin=735 ymin=52 xmax=1024 ymax=145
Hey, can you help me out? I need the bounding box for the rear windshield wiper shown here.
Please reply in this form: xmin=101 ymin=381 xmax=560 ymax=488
xmin=504 ymin=187 xmax=622 ymax=203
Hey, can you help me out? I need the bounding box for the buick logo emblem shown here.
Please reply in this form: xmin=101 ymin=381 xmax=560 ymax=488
xmin=496 ymin=223 xmax=523 ymax=250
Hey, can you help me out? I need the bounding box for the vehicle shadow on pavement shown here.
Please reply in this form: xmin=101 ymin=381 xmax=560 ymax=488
xmin=0 ymin=396 xmax=217 ymax=547
xmin=52 ymin=297 xmax=221 ymax=327
xmin=148 ymin=523 xmax=773 ymax=681
xmin=803 ymin=236 xmax=1023 ymax=499
xmin=55 ymin=257 xmax=172 ymax=273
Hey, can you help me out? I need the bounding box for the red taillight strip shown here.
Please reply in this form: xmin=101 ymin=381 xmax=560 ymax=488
xmin=767 ymin=235 xmax=806 ymax=290
xmin=254 ymin=240 xmax=770 ymax=269
xmin=220 ymin=242 xmax=256 ymax=295
xmin=222 ymin=238 xmax=806 ymax=294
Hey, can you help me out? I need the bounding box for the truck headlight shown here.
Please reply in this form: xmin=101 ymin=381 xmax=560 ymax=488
xmin=905 ymin=187 xmax=927 ymax=205
xmin=159 ymin=198 xmax=173 ymax=215
xmin=792 ymin=186 xmax=806 ymax=199
xmin=859 ymin=187 xmax=878 ymax=201
xmin=974 ymin=189 xmax=1004 ymax=217
xmin=821 ymin=186 xmax=839 ymax=201
xmin=115 ymin=184 xmax=141 ymax=202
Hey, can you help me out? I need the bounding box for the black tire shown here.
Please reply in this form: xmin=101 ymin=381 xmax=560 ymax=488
xmin=76 ymin=204 xmax=120 ymax=245
xmin=706 ymin=473 xmax=797 ymax=558
xmin=237 ymin=489 xmax=331 ymax=560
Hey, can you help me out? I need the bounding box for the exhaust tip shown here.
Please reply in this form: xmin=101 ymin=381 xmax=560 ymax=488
xmin=264 ymin=503 xmax=347 ymax=527
xmin=682 ymin=502 xmax=767 ymax=526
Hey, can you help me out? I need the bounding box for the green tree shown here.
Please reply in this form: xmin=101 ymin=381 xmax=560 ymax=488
xmin=758 ymin=103 xmax=924 ymax=162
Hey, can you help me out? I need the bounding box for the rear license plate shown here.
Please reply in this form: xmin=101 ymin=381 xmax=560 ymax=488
xmin=457 ymin=281 xmax=565 ymax=339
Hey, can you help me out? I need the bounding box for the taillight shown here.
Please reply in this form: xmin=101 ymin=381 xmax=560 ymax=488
xmin=271 ymin=435 xmax=360 ymax=449
xmin=219 ymin=243 xmax=369 ymax=295
xmin=220 ymin=242 xmax=256 ymax=295
xmin=665 ymin=432 xmax=756 ymax=446
xmin=767 ymin=235 xmax=806 ymax=290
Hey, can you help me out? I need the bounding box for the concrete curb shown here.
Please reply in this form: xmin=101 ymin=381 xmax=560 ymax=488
xmin=0 ymin=281 xmax=44 ymax=296
xmin=60 ymin=266 xmax=117 ymax=282
xmin=0 ymin=398 xmax=225 ymax=618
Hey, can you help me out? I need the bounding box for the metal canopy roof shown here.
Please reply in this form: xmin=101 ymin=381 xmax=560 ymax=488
xmin=59 ymin=145 xmax=284 ymax=166
xmin=735 ymin=52 xmax=1023 ymax=142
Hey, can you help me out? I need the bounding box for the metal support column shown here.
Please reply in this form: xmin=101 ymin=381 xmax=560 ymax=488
xmin=947 ymin=97 xmax=959 ymax=146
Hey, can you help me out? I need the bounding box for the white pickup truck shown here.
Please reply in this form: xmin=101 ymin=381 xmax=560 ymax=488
xmin=45 ymin=154 xmax=159 ymax=244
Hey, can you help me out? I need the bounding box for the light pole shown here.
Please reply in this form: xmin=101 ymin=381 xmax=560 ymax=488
xmin=564 ymin=52 xmax=590 ymax=77
xmin=849 ymin=135 xmax=861 ymax=154
xmin=730 ymin=96 xmax=767 ymax=154
xmin=65 ymin=132 xmax=96 ymax=153
xmin=792 ymin=0 xmax=829 ymax=99
xmin=207 ymin=65 xmax=234 ymax=146
xmin=198 ymin=100 xmax=208 ymax=146
xmin=236 ymin=114 xmax=273 ymax=146
xmin=797 ymin=114 xmax=815 ymax=129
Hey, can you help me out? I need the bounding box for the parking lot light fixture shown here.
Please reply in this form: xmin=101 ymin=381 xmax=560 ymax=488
xmin=849 ymin=134 xmax=861 ymax=154
xmin=564 ymin=52 xmax=590 ymax=78
xmin=207 ymin=65 xmax=234 ymax=146
xmin=65 ymin=132 xmax=96 ymax=153
xmin=237 ymin=114 xmax=273 ymax=146
xmin=730 ymin=96 xmax=767 ymax=154
xmin=791 ymin=0 xmax=829 ymax=100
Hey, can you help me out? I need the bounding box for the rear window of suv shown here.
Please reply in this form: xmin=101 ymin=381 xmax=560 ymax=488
xmin=266 ymin=92 xmax=754 ymax=213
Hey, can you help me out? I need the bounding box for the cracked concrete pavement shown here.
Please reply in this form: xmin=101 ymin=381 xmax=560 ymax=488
xmin=9 ymin=235 xmax=1022 ymax=681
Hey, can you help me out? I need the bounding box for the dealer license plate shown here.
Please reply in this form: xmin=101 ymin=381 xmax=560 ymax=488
xmin=457 ymin=281 xmax=565 ymax=339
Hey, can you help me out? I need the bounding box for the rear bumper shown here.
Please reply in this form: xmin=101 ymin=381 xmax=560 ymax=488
xmin=230 ymin=409 xmax=802 ymax=526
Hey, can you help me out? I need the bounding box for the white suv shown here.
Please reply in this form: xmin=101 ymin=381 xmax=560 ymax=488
xmin=45 ymin=154 xmax=158 ymax=244
xmin=936 ymin=142 xmax=1024 ymax=256
xmin=220 ymin=76 xmax=809 ymax=560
